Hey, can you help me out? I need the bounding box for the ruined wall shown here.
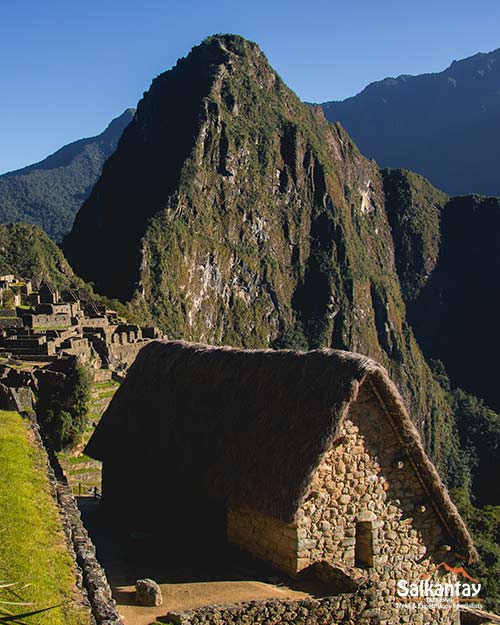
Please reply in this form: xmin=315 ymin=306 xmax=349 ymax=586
xmin=0 ymin=317 xmax=22 ymax=328
xmin=81 ymin=318 xmax=109 ymax=328
xmin=60 ymin=338 xmax=90 ymax=356
xmin=25 ymin=314 xmax=72 ymax=328
xmin=165 ymin=593 xmax=370 ymax=625
xmin=296 ymin=381 xmax=459 ymax=624
xmin=106 ymin=342 xmax=148 ymax=368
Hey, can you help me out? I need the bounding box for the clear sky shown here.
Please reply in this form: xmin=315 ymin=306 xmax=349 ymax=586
xmin=1 ymin=0 xmax=499 ymax=174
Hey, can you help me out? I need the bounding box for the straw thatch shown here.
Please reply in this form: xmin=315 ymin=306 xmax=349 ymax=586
xmin=86 ymin=339 xmax=477 ymax=562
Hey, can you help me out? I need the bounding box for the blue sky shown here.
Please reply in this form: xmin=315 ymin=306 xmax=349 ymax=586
xmin=1 ymin=0 xmax=499 ymax=174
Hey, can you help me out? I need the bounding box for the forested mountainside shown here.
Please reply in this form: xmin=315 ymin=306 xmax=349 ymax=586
xmin=0 ymin=223 xmax=80 ymax=289
xmin=0 ymin=109 xmax=134 ymax=241
xmin=64 ymin=34 xmax=463 ymax=485
xmin=383 ymin=170 xmax=500 ymax=414
xmin=322 ymin=47 xmax=500 ymax=197
xmin=413 ymin=194 xmax=500 ymax=411
xmin=0 ymin=223 xmax=132 ymax=321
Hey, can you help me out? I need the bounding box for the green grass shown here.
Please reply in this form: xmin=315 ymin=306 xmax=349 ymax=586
xmin=66 ymin=454 xmax=94 ymax=465
xmin=96 ymin=390 xmax=116 ymax=399
xmin=70 ymin=467 xmax=100 ymax=476
xmin=0 ymin=411 xmax=89 ymax=625
xmin=92 ymin=381 xmax=117 ymax=391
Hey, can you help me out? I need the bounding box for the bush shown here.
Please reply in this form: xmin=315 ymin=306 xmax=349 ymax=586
xmin=451 ymin=489 xmax=500 ymax=613
xmin=37 ymin=359 xmax=92 ymax=450
xmin=272 ymin=322 xmax=309 ymax=350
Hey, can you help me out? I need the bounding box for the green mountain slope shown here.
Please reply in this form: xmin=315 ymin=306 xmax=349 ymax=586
xmin=382 ymin=168 xmax=448 ymax=304
xmin=0 ymin=109 xmax=134 ymax=241
xmin=0 ymin=222 xmax=80 ymax=288
xmin=64 ymin=35 xmax=461 ymax=481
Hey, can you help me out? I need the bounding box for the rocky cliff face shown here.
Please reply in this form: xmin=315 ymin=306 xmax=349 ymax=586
xmin=64 ymin=35 xmax=461 ymax=476
xmin=382 ymin=168 xmax=448 ymax=305
xmin=0 ymin=109 xmax=134 ymax=241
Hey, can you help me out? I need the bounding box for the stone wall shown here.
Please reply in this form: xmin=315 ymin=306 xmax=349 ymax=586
xmin=60 ymin=337 xmax=91 ymax=357
xmin=24 ymin=313 xmax=72 ymax=328
xmin=36 ymin=303 xmax=72 ymax=315
xmin=53 ymin=464 xmax=124 ymax=625
xmin=82 ymin=317 xmax=109 ymax=328
xmin=0 ymin=384 xmax=34 ymax=411
xmin=22 ymin=413 xmax=95 ymax=624
xmin=94 ymin=369 xmax=113 ymax=383
xmin=0 ymin=317 xmax=22 ymax=328
xmin=225 ymin=381 xmax=461 ymax=624
xmin=25 ymin=413 xmax=124 ymax=625
xmin=227 ymin=506 xmax=297 ymax=576
xmin=164 ymin=593 xmax=370 ymax=625
xmin=107 ymin=342 xmax=148 ymax=368
xmin=295 ymin=381 xmax=460 ymax=624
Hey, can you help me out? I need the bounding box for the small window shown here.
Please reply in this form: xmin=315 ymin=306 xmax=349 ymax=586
xmin=355 ymin=521 xmax=374 ymax=568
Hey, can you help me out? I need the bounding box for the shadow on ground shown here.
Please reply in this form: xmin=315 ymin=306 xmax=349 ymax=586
xmin=77 ymin=496 xmax=329 ymax=625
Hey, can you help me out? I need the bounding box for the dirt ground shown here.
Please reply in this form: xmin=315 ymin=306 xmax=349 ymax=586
xmin=78 ymin=497 xmax=323 ymax=625
xmin=115 ymin=580 xmax=309 ymax=625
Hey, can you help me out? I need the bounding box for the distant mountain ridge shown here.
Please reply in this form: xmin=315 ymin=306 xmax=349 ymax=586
xmin=0 ymin=109 xmax=134 ymax=241
xmin=321 ymin=47 xmax=500 ymax=197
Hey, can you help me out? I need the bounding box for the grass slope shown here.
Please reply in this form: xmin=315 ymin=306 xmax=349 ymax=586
xmin=58 ymin=378 xmax=120 ymax=495
xmin=0 ymin=410 xmax=89 ymax=625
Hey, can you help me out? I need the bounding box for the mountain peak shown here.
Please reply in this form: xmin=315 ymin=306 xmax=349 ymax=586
xmin=105 ymin=108 xmax=136 ymax=129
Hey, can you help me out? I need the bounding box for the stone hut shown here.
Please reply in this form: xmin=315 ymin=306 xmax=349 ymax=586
xmin=39 ymin=281 xmax=59 ymax=304
xmin=86 ymin=340 xmax=477 ymax=624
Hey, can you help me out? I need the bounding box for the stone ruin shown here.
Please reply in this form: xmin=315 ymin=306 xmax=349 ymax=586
xmin=0 ymin=276 xmax=166 ymax=387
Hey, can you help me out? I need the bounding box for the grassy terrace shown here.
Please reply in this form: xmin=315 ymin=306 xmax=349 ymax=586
xmin=0 ymin=410 xmax=89 ymax=625
xmin=58 ymin=378 xmax=120 ymax=495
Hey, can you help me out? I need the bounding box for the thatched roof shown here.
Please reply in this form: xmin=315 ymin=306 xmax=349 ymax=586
xmin=86 ymin=340 xmax=477 ymax=562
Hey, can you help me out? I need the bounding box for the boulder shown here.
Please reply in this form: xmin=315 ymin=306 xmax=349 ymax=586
xmin=135 ymin=578 xmax=162 ymax=606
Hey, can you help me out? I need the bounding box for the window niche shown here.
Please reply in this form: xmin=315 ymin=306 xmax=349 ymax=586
xmin=355 ymin=521 xmax=374 ymax=568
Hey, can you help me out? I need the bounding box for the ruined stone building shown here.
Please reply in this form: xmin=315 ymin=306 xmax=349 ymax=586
xmin=0 ymin=278 xmax=165 ymax=369
xmin=86 ymin=340 xmax=477 ymax=624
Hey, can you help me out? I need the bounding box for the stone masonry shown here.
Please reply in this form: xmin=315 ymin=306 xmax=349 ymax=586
xmin=228 ymin=381 xmax=461 ymax=625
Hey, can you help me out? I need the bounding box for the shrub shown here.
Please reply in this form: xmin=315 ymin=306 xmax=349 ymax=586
xmin=37 ymin=359 xmax=92 ymax=450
